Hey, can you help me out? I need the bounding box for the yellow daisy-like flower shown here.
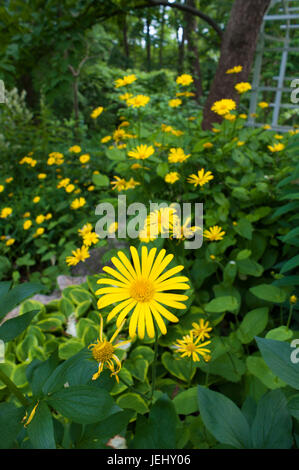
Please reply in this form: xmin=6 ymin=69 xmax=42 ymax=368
xmin=111 ymin=176 xmax=127 ymax=192
xmin=119 ymin=92 xmax=133 ymax=101
xmin=290 ymin=295 xmax=297 ymax=304
xmin=33 ymin=196 xmax=40 ymax=203
xmin=268 ymin=143 xmax=285 ymax=152
xmin=274 ymin=134 xmax=283 ymax=140
xmin=168 ymin=98 xmax=182 ymax=108
xmin=83 ymin=231 xmax=99 ymax=247
xmin=173 ymin=332 xmax=211 ymax=362
xmin=0 ymin=185 xmax=4 ymax=192
xmin=33 ymin=227 xmax=45 ymax=238
xmin=101 ymin=136 xmax=112 ymax=143
xmin=258 ymin=102 xmax=269 ymax=109
xmin=88 ymin=314 xmax=130 ymax=382
xmin=69 ymin=145 xmax=81 ymax=153
xmin=66 ymin=184 xmax=75 ymax=193
xmin=0 ymin=207 xmax=12 ymax=218
xmin=57 ymin=178 xmax=70 ymax=189
xmin=203 ymin=142 xmax=213 ymax=149
xmin=128 ymin=144 xmax=154 ymax=160
xmin=5 ymin=177 xmax=13 ymax=183
xmin=191 ymin=319 xmax=212 ymax=341
xmin=6 ymin=238 xmax=15 ymax=246
xmin=113 ymin=128 xmax=127 ymax=142
xmin=144 ymin=207 xmax=180 ymax=239
xmin=168 ymin=148 xmax=190 ymax=163
xmin=224 ymin=113 xmax=236 ymax=121
xmin=108 ymin=222 xmax=118 ymax=235
xmin=164 ymin=172 xmax=180 ymax=184
xmin=79 ymin=154 xmax=90 ymax=164
xmin=172 ymin=217 xmax=201 ymax=241
xmin=90 ymin=106 xmax=104 ymax=119
xmin=176 ymin=74 xmax=194 ymax=86
xmin=66 ymin=245 xmax=90 ymax=266
xmin=239 ymin=113 xmax=247 ymax=119
xmin=235 ymin=82 xmax=252 ymax=94
xmin=35 ymin=215 xmax=45 ymax=225
xmin=237 ymin=141 xmax=245 ymax=146
xmin=187 ymin=169 xmax=214 ymax=187
xmin=45 ymin=213 xmax=52 ymax=220
xmin=23 ymin=212 xmax=31 ymax=218
xmin=211 ymin=99 xmax=236 ymax=116
xmin=131 ymin=163 xmax=143 ymax=170
xmin=225 ymin=65 xmax=243 ymax=74
xmin=78 ymin=223 xmax=93 ymax=237
xmin=203 ymin=225 xmax=225 ymax=241
xmin=125 ymin=178 xmax=140 ymax=190
xmin=263 ymin=124 xmax=271 ymax=130
xmin=70 ymin=197 xmax=86 ymax=210
xmin=96 ymin=246 xmax=190 ymax=339
xmin=127 ymin=95 xmax=150 ymax=108
xmin=115 ymin=74 xmax=137 ymax=88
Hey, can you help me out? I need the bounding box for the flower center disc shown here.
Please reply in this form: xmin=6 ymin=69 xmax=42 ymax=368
xmin=130 ymin=279 xmax=155 ymax=303
xmin=92 ymin=341 xmax=114 ymax=362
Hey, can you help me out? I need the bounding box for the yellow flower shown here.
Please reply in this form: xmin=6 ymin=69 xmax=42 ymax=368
xmin=268 ymin=143 xmax=285 ymax=152
xmin=127 ymin=95 xmax=150 ymax=108
xmin=113 ymin=128 xmax=127 ymax=142
xmin=22 ymin=402 xmax=39 ymax=427
xmin=83 ymin=231 xmax=99 ymax=247
xmin=203 ymin=225 xmax=225 ymax=241
xmin=290 ymin=295 xmax=297 ymax=304
xmin=45 ymin=213 xmax=52 ymax=220
xmin=172 ymin=217 xmax=201 ymax=241
xmin=69 ymin=145 xmax=81 ymax=153
xmin=70 ymin=197 xmax=86 ymax=210
xmin=115 ymin=74 xmax=137 ymax=88
xmin=258 ymin=102 xmax=269 ymax=109
xmin=78 ymin=223 xmax=93 ymax=237
xmin=263 ymin=124 xmax=271 ymax=130
xmin=142 ymin=207 xmax=180 ymax=241
xmin=128 ymin=144 xmax=154 ymax=160
xmin=164 ymin=172 xmax=180 ymax=184
xmin=274 ymin=134 xmax=283 ymax=140
xmin=0 ymin=185 xmax=4 ymax=192
xmin=210 ymin=254 xmax=216 ymax=260
xmin=88 ymin=314 xmax=130 ymax=382
xmin=23 ymin=220 xmax=32 ymax=230
xmin=96 ymin=246 xmax=190 ymax=339
xmin=187 ymin=169 xmax=214 ymax=187
xmin=237 ymin=141 xmax=245 ymax=146
xmin=203 ymin=142 xmax=213 ymax=149
xmin=35 ymin=215 xmax=45 ymax=224
xmin=101 ymin=136 xmax=112 ymax=143
xmin=88 ymin=185 xmax=95 ymax=191
xmin=168 ymin=148 xmax=190 ymax=163
xmin=66 ymin=184 xmax=75 ymax=193
xmin=108 ymin=222 xmax=118 ymax=235
xmin=235 ymin=82 xmax=252 ymax=94
xmin=131 ymin=163 xmax=143 ymax=170
xmin=225 ymin=65 xmax=243 ymax=74
xmin=119 ymin=92 xmax=133 ymax=101
xmin=211 ymin=99 xmax=236 ymax=116
xmin=191 ymin=319 xmax=212 ymax=341
xmin=5 ymin=177 xmax=13 ymax=183
xmin=119 ymin=121 xmax=130 ymax=128
xmin=90 ymin=106 xmax=104 ymax=119
xmin=111 ymin=176 xmax=127 ymax=192
xmin=38 ymin=173 xmax=47 ymax=180
xmin=168 ymin=98 xmax=182 ymax=108
xmin=176 ymin=74 xmax=194 ymax=86
xmin=23 ymin=212 xmax=31 ymax=218
xmin=212 ymin=127 xmax=221 ymax=133
xmin=173 ymin=332 xmax=211 ymax=362
xmin=224 ymin=113 xmax=236 ymax=121
xmin=33 ymin=227 xmax=45 ymax=238
xmin=239 ymin=113 xmax=247 ymax=119
xmin=0 ymin=207 xmax=12 ymax=218
xmin=79 ymin=154 xmax=90 ymax=164
xmin=6 ymin=238 xmax=15 ymax=246
xmin=57 ymin=178 xmax=70 ymax=189
xmin=125 ymin=178 xmax=140 ymax=190
xmin=66 ymin=245 xmax=90 ymax=266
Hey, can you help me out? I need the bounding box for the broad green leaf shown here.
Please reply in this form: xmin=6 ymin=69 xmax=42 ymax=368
xmin=287 ymin=394 xmax=299 ymax=420
xmin=27 ymin=402 xmax=56 ymax=449
xmin=173 ymin=387 xmax=198 ymax=415
xmin=161 ymin=352 xmax=195 ymax=382
xmin=251 ymin=390 xmax=292 ymax=449
xmin=197 ymin=386 xmax=251 ymax=449
xmin=281 ymin=254 xmax=299 ymax=274
xmin=249 ymin=284 xmax=287 ymax=303
xmin=237 ymin=258 xmax=264 ymax=277
xmin=246 ymin=356 xmax=286 ymax=390
xmin=92 ymin=173 xmax=110 ymax=187
xmin=233 ymin=218 xmax=253 ymax=240
xmin=116 ymin=392 xmax=149 ymax=415
xmin=265 ymin=326 xmax=293 ymax=341
xmin=236 ymin=308 xmax=269 ymax=344
xmin=0 ymin=402 xmax=24 ymax=449
xmin=205 ymin=296 xmax=239 ymax=313
xmin=256 ymin=337 xmax=299 ymax=389
xmin=47 ymin=385 xmax=117 ymax=424
xmin=0 ymin=282 xmax=43 ymax=319
xmin=0 ymin=310 xmax=39 ymax=342
xmin=58 ymin=338 xmax=84 ymax=360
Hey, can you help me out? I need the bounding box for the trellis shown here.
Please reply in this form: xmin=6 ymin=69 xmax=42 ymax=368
xmin=247 ymin=0 xmax=299 ymax=131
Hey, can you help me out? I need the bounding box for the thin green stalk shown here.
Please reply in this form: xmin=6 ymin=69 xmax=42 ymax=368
xmin=151 ymin=323 xmax=159 ymax=402
xmin=187 ymin=356 xmax=193 ymax=388
xmin=0 ymin=368 xmax=29 ymax=407
xmin=286 ymin=305 xmax=294 ymax=330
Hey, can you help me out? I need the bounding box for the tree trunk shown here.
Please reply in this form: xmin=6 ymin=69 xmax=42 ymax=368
xmin=159 ymin=6 xmax=165 ymax=68
xmin=122 ymin=14 xmax=130 ymax=60
xmin=185 ymin=0 xmax=202 ymax=101
xmin=146 ymin=15 xmax=151 ymax=72
xmin=177 ymin=25 xmax=185 ymax=76
xmin=202 ymin=0 xmax=271 ymax=130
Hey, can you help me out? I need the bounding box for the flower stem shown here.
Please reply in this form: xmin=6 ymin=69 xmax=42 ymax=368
xmin=286 ymin=305 xmax=294 ymax=330
xmin=150 ymin=324 xmax=159 ymax=402
xmin=0 ymin=368 xmax=28 ymax=407
xmin=187 ymin=356 xmax=193 ymax=388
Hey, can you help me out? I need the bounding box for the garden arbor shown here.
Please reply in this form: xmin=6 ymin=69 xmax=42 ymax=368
xmin=248 ymin=0 xmax=299 ymax=131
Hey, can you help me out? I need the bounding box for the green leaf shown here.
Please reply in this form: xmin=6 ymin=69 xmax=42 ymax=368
xmin=249 ymin=284 xmax=287 ymax=303
xmin=237 ymin=259 xmax=264 ymax=277
xmin=205 ymin=296 xmax=239 ymax=313
xmin=233 ymin=218 xmax=253 ymax=240
xmin=287 ymin=394 xmax=299 ymax=420
xmin=265 ymin=326 xmax=293 ymax=341
xmin=58 ymin=338 xmax=84 ymax=360
xmin=173 ymin=387 xmax=198 ymax=415
xmin=0 ymin=310 xmax=39 ymax=342
xmin=105 ymin=148 xmax=125 ymax=161
xmin=47 ymin=385 xmax=117 ymax=424
xmin=131 ymin=394 xmax=178 ymax=449
xmin=281 ymin=254 xmax=299 ymax=274
xmin=251 ymin=390 xmax=292 ymax=449
xmin=125 ymin=358 xmax=148 ymax=382
xmin=92 ymin=173 xmax=110 ymax=187
xmin=27 ymin=402 xmax=56 ymax=449
xmin=116 ymin=392 xmax=149 ymax=415
xmin=256 ymin=337 xmax=299 ymax=390
xmin=0 ymin=282 xmax=43 ymax=319
xmin=197 ymin=386 xmax=251 ymax=449
xmin=236 ymin=308 xmax=269 ymax=344
xmin=0 ymin=402 xmax=24 ymax=449
xmin=246 ymin=356 xmax=286 ymax=390
xmin=161 ymin=352 xmax=195 ymax=382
